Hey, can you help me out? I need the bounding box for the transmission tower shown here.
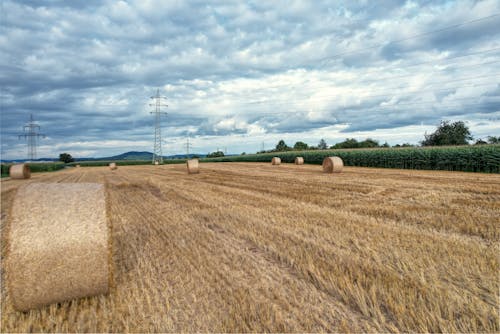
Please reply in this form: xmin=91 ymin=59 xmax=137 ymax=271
xmin=184 ymin=136 xmax=193 ymax=159
xmin=149 ymin=89 xmax=168 ymax=164
xmin=18 ymin=114 xmax=45 ymax=161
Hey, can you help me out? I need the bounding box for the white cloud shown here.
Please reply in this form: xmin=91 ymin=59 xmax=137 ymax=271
xmin=1 ymin=0 xmax=499 ymax=159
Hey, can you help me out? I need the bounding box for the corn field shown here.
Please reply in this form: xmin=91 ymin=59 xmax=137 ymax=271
xmin=206 ymin=145 xmax=500 ymax=173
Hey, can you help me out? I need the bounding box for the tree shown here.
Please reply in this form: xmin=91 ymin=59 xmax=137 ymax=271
xmin=293 ymin=141 xmax=309 ymax=150
xmin=275 ymin=139 xmax=290 ymax=151
xmin=421 ymin=120 xmax=473 ymax=146
xmin=487 ymin=136 xmax=499 ymax=144
xmin=59 ymin=153 xmax=74 ymax=163
xmin=475 ymin=139 xmax=488 ymax=145
xmin=206 ymin=151 xmax=224 ymax=158
xmin=331 ymin=138 xmax=359 ymax=149
xmin=318 ymin=139 xmax=327 ymax=150
xmin=359 ymin=138 xmax=379 ymax=148
xmin=394 ymin=143 xmax=414 ymax=147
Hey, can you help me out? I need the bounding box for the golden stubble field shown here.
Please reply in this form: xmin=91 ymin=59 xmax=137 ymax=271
xmin=1 ymin=163 xmax=499 ymax=332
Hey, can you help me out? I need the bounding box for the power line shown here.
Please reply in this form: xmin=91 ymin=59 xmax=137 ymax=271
xmin=244 ymin=73 xmax=500 ymax=106
xmin=221 ymin=52 xmax=500 ymax=97
xmin=162 ymin=51 xmax=500 ymax=111
xmin=316 ymin=13 xmax=500 ymax=66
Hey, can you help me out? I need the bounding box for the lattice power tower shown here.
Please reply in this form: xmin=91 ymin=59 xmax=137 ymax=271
xmin=149 ymin=89 xmax=168 ymax=164
xmin=18 ymin=114 xmax=45 ymax=161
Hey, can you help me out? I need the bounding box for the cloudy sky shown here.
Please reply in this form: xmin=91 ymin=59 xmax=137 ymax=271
xmin=1 ymin=0 xmax=499 ymax=159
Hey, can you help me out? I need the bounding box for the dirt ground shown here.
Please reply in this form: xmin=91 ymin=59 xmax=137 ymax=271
xmin=1 ymin=163 xmax=499 ymax=332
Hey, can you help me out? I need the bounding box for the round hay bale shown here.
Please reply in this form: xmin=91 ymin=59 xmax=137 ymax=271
xmin=322 ymin=156 xmax=343 ymax=173
xmin=154 ymin=161 xmax=159 ymax=165
xmin=271 ymin=157 xmax=281 ymax=165
xmin=76 ymin=164 xmax=81 ymax=168
xmin=295 ymin=157 xmax=304 ymax=165
xmin=187 ymin=159 xmax=199 ymax=174
xmin=109 ymin=162 xmax=117 ymax=170
xmin=9 ymin=164 xmax=30 ymax=179
xmin=7 ymin=183 xmax=110 ymax=311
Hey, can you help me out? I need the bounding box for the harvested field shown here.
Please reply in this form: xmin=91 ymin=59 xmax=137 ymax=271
xmin=1 ymin=163 xmax=499 ymax=332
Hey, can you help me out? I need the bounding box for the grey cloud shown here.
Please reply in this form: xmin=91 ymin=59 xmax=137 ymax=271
xmin=1 ymin=0 xmax=499 ymax=159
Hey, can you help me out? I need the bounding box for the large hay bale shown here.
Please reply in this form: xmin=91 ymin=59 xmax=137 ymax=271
xmin=9 ymin=164 xmax=30 ymax=179
xmin=271 ymin=157 xmax=281 ymax=165
xmin=7 ymin=183 xmax=110 ymax=311
xmin=109 ymin=162 xmax=117 ymax=170
xmin=154 ymin=161 xmax=159 ymax=165
xmin=322 ymin=156 xmax=343 ymax=173
xmin=187 ymin=159 xmax=199 ymax=174
xmin=75 ymin=164 xmax=81 ymax=168
xmin=295 ymin=157 xmax=304 ymax=165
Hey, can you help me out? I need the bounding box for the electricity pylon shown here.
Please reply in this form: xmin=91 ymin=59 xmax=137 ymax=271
xmin=18 ymin=114 xmax=45 ymax=161
xmin=149 ymin=89 xmax=168 ymax=164
xmin=184 ymin=136 xmax=193 ymax=159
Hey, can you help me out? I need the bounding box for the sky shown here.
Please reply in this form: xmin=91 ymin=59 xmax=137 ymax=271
xmin=1 ymin=0 xmax=499 ymax=160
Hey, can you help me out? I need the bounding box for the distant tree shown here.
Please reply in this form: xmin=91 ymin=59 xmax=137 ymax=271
xmin=394 ymin=143 xmax=415 ymax=148
xmin=318 ymin=139 xmax=328 ymax=150
xmin=275 ymin=139 xmax=290 ymax=151
xmin=359 ymin=138 xmax=379 ymax=148
xmin=192 ymin=155 xmax=200 ymax=159
xmin=59 ymin=153 xmax=74 ymax=163
xmin=487 ymin=136 xmax=499 ymax=144
xmin=241 ymin=152 xmax=246 ymax=155
xmin=475 ymin=139 xmax=488 ymax=145
xmin=382 ymin=142 xmax=390 ymax=148
xmin=293 ymin=141 xmax=309 ymax=150
xmin=421 ymin=120 xmax=473 ymax=146
xmin=206 ymin=151 xmax=224 ymax=158
xmin=331 ymin=138 xmax=359 ymax=149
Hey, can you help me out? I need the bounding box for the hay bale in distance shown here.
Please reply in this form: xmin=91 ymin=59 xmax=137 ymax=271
xmin=271 ymin=157 xmax=281 ymax=165
xmin=7 ymin=183 xmax=110 ymax=311
xmin=322 ymin=156 xmax=343 ymax=173
xmin=154 ymin=161 xmax=159 ymax=165
xmin=187 ymin=159 xmax=199 ymax=174
xmin=295 ymin=157 xmax=304 ymax=165
xmin=76 ymin=164 xmax=81 ymax=168
xmin=109 ymin=162 xmax=117 ymax=170
xmin=9 ymin=164 xmax=30 ymax=179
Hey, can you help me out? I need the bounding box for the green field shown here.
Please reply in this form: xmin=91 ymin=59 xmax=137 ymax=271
xmin=203 ymin=145 xmax=500 ymax=173
xmin=1 ymin=162 xmax=65 ymax=177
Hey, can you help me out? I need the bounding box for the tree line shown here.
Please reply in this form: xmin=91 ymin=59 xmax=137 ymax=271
xmin=259 ymin=121 xmax=499 ymax=154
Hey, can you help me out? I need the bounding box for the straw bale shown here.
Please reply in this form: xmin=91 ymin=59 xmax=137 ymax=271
xmin=295 ymin=157 xmax=304 ymax=165
xmin=109 ymin=162 xmax=117 ymax=170
xmin=7 ymin=183 xmax=110 ymax=311
xmin=271 ymin=157 xmax=281 ymax=165
xmin=187 ymin=159 xmax=199 ymax=174
xmin=9 ymin=164 xmax=30 ymax=179
xmin=75 ymin=164 xmax=81 ymax=168
xmin=154 ymin=161 xmax=159 ymax=165
xmin=322 ymin=156 xmax=343 ymax=173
